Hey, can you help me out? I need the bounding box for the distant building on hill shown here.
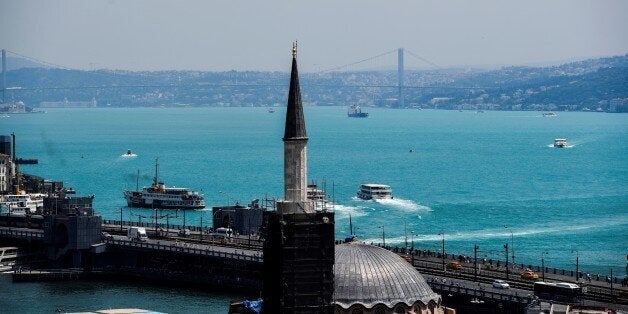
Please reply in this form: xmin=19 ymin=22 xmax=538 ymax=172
xmin=40 ymin=97 xmax=97 ymax=108
xmin=0 ymin=101 xmax=26 ymax=113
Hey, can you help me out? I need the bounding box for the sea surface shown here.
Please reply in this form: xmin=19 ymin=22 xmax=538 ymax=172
xmin=1 ymin=107 xmax=627 ymax=313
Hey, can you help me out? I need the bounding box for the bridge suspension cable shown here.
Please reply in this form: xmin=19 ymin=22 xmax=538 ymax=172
xmin=405 ymin=49 xmax=441 ymax=69
xmin=317 ymin=49 xmax=398 ymax=73
xmin=5 ymin=50 xmax=75 ymax=71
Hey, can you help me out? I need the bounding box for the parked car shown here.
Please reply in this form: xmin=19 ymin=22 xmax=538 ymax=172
xmin=446 ymin=261 xmax=463 ymax=270
xmin=101 ymin=232 xmax=113 ymax=240
xmin=178 ymin=228 xmax=191 ymax=237
xmin=521 ymin=271 xmax=539 ymax=280
xmin=492 ymin=279 xmax=510 ymax=289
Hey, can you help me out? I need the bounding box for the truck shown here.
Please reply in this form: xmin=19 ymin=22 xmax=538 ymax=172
xmin=127 ymin=226 xmax=148 ymax=242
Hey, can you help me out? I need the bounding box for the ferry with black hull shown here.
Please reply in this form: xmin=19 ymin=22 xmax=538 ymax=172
xmin=123 ymin=159 xmax=205 ymax=209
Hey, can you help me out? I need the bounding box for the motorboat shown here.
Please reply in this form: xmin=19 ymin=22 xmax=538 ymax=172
xmin=357 ymin=183 xmax=393 ymax=200
xmin=123 ymin=159 xmax=205 ymax=209
xmin=554 ymin=138 xmax=567 ymax=148
xmin=121 ymin=149 xmax=137 ymax=158
xmin=348 ymin=105 xmax=368 ymax=118
xmin=543 ymin=112 xmax=557 ymax=117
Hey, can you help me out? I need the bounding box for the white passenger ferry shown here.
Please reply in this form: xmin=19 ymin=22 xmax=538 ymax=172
xmin=123 ymin=159 xmax=205 ymax=209
xmin=0 ymin=247 xmax=20 ymax=272
xmin=0 ymin=193 xmax=46 ymax=214
xmin=357 ymin=184 xmax=393 ymax=200
xmin=554 ymin=138 xmax=568 ymax=148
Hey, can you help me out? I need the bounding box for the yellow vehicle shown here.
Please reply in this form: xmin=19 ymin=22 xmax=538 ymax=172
xmin=446 ymin=261 xmax=462 ymax=270
xmin=521 ymin=271 xmax=539 ymax=280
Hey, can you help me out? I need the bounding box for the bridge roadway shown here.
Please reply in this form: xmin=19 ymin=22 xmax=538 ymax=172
xmin=103 ymin=234 xmax=262 ymax=263
xmin=1 ymin=226 xmax=626 ymax=309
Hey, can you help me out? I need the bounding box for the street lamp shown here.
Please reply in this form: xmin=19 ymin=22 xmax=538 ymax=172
xmin=541 ymin=251 xmax=549 ymax=281
xmin=404 ymin=220 xmax=408 ymax=253
xmin=219 ymin=191 xmax=230 ymax=206
xmin=572 ymin=249 xmax=579 ymax=281
xmin=378 ymin=225 xmax=386 ymax=247
xmin=504 ymin=225 xmax=515 ymax=266
xmin=438 ymin=233 xmax=445 ymax=274
xmin=410 ymin=231 xmax=416 ymax=251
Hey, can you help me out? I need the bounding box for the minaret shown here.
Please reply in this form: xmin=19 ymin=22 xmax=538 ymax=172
xmin=262 ymin=43 xmax=335 ymax=313
xmin=279 ymin=42 xmax=314 ymax=214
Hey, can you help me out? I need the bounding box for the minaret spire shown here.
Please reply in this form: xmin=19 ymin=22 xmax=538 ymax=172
xmin=283 ymin=41 xmax=307 ymax=141
xmin=280 ymin=42 xmax=312 ymax=211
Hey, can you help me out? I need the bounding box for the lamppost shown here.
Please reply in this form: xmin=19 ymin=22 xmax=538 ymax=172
xmin=411 ymin=231 xmax=416 ymax=251
xmin=474 ymin=244 xmax=479 ymax=282
xmin=572 ymin=249 xmax=579 ymax=281
xmin=378 ymin=225 xmax=386 ymax=247
xmin=404 ymin=220 xmax=408 ymax=253
xmin=119 ymin=207 xmax=123 ymax=231
xmin=219 ymin=191 xmax=230 ymax=206
xmin=504 ymin=243 xmax=509 ymax=279
xmin=541 ymin=251 xmax=549 ymax=281
xmin=438 ymin=233 xmax=445 ymax=274
xmin=504 ymin=225 xmax=515 ymax=267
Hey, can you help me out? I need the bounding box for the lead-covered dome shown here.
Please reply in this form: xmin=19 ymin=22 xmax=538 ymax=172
xmin=334 ymin=242 xmax=441 ymax=310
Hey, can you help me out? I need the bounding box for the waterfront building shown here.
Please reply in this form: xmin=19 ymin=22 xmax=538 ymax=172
xmin=212 ymin=199 xmax=265 ymax=235
xmin=0 ymin=153 xmax=11 ymax=193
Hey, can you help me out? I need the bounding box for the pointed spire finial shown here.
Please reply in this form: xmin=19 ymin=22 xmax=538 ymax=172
xmin=292 ymin=41 xmax=298 ymax=59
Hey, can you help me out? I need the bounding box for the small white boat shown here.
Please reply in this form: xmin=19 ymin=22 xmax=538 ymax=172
xmin=543 ymin=112 xmax=557 ymax=117
xmin=268 ymin=108 xmax=275 ymax=113
xmin=554 ymin=138 xmax=567 ymax=148
xmin=357 ymin=183 xmax=393 ymax=200
xmin=121 ymin=149 xmax=137 ymax=158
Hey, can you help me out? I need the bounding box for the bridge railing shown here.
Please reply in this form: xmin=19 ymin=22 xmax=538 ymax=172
xmin=106 ymin=239 xmax=263 ymax=263
xmin=0 ymin=228 xmax=44 ymax=240
xmin=427 ymin=280 xmax=533 ymax=304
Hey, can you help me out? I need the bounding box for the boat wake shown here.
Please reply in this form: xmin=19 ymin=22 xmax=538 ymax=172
xmin=120 ymin=153 xmax=138 ymax=158
xmin=374 ymin=198 xmax=431 ymax=212
xmin=547 ymin=144 xmax=575 ymax=148
xmin=333 ymin=204 xmax=369 ymax=218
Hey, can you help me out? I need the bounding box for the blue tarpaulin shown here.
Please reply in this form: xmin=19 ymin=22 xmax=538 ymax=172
xmin=242 ymin=299 xmax=262 ymax=314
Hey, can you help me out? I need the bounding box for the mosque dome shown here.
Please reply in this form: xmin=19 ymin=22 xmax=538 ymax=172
xmin=334 ymin=242 xmax=442 ymax=312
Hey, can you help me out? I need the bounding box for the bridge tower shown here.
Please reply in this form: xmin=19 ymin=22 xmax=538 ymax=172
xmin=398 ymin=48 xmax=404 ymax=108
xmin=2 ymin=49 xmax=6 ymax=103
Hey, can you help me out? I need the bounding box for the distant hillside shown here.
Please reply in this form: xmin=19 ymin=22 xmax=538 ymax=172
xmin=3 ymin=55 xmax=627 ymax=112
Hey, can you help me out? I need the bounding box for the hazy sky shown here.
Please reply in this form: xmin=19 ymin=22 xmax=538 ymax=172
xmin=1 ymin=0 xmax=627 ymax=72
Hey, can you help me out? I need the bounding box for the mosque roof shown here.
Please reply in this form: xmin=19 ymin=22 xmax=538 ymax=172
xmin=334 ymin=242 xmax=441 ymax=309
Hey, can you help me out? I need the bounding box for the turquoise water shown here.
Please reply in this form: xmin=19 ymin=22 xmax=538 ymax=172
xmin=1 ymin=107 xmax=626 ymax=312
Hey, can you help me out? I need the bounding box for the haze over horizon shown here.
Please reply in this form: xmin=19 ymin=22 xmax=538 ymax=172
xmin=1 ymin=0 xmax=627 ymax=72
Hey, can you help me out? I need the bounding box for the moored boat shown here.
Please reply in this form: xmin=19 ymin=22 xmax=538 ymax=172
xmin=0 ymin=193 xmax=45 ymax=214
xmin=357 ymin=183 xmax=393 ymax=200
xmin=123 ymin=159 xmax=205 ymax=209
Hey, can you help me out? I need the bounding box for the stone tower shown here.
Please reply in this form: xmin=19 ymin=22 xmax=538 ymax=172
xmin=262 ymin=43 xmax=335 ymax=313
xmin=279 ymin=42 xmax=315 ymax=214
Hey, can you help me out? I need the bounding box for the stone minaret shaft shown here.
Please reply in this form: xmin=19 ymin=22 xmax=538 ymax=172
xmin=283 ymin=43 xmax=308 ymax=203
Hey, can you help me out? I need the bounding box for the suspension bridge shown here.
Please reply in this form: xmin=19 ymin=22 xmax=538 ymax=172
xmin=1 ymin=48 xmax=493 ymax=108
